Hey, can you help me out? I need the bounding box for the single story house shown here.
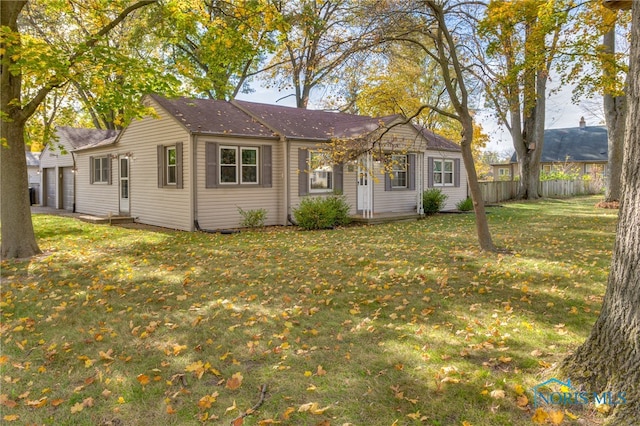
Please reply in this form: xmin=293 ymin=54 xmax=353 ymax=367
xmin=491 ymin=117 xmax=608 ymax=180
xmin=70 ymin=95 xmax=467 ymax=231
xmin=39 ymin=126 xmax=118 ymax=210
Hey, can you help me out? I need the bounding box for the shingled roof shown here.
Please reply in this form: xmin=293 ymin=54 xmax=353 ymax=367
xmin=510 ymin=125 xmax=608 ymax=163
xmin=234 ymin=100 xmax=400 ymax=140
xmin=55 ymin=126 xmax=119 ymax=151
xmin=149 ymin=95 xmax=461 ymax=149
xmin=414 ymin=126 xmax=462 ymax=152
xmin=149 ymin=95 xmax=276 ymax=138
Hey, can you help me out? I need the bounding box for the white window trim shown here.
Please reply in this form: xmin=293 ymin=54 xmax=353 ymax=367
xmin=93 ymin=156 xmax=109 ymax=184
xmin=166 ymin=146 xmax=177 ymax=185
xmin=219 ymin=146 xmax=260 ymax=185
xmin=308 ymin=151 xmax=333 ymax=193
xmin=433 ymin=159 xmax=454 ymax=187
xmin=390 ymin=154 xmax=408 ymax=189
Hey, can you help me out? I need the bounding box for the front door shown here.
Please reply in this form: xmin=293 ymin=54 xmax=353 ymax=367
xmin=119 ymin=156 xmax=129 ymax=215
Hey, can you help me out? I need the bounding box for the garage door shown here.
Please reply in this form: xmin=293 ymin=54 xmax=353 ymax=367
xmin=62 ymin=167 xmax=74 ymax=211
xmin=45 ymin=168 xmax=56 ymax=207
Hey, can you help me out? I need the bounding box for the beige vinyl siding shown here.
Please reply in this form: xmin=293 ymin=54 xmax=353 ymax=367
xmin=342 ymin=164 xmax=358 ymax=215
xmin=289 ymin=123 xmax=431 ymax=216
xmin=426 ymin=150 xmax=467 ymax=210
xmin=289 ymin=141 xmax=359 ymax=215
xmin=288 ymin=142 xmax=337 ymax=211
xmin=370 ymin=156 xmax=421 ymax=213
xmin=40 ymin=147 xmax=74 ymax=169
xmin=127 ymin=99 xmax=192 ymax=230
xmin=75 ymin=148 xmax=119 ymax=215
xmin=368 ymin=121 xmax=425 ymax=213
xmin=75 ymin=98 xmax=193 ymax=229
xmin=379 ymin=121 xmax=428 ymax=152
xmin=195 ymin=136 xmax=283 ymax=230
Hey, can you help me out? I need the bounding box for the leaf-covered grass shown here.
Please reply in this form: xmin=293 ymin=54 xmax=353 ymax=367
xmin=1 ymin=196 xmax=617 ymax=425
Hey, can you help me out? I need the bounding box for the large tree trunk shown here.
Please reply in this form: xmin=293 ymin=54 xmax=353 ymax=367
xmin=559 ymin=3 xmax=640 ymax=423
xmin=1 ymin=0 xmax=41 ymax=259
xmin=604 ymin=93 xmax=626 ymax=201
xmin=603 ymin=28 xmax=626 ymax=202
xmin=514 ymin=126 xmax=543 ymax=200
xmin=0 ymin=122 xmax=41 ymax=259
xmin=460 ymin=116 xmax=495 ymax=251
xmin=516 ymin=69 xmax=546 ymax=200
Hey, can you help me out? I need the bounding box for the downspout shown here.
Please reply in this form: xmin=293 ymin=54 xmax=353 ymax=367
xmin=284 ymin=136 xmax=290 ymax=226
xmin=230 ymin=99 xmax=290 ymax=226
xmin=71 ymin=151 xmax=77 ymax=212
xmin=191 ymin=133 xmax=198 ymax=231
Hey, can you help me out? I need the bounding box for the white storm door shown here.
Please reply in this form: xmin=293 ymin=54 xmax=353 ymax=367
xmin=357 ymin=157 xmax=372 ymax=213
xmin=119 ymin=156 xmax=130 ymax=215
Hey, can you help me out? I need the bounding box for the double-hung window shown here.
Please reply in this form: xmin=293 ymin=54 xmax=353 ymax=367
xmin=433 ymin=159 xmax=454 ymax=186
xmin=390 ymin=155 xmax=408 ymax=188
xmin=157 ymin=142 xmax=183 ymax=188
xmin=241 ymin=148 xmax=258 ymax=183
xmin=166 ymin=146 xmax=177 ymax=185
xmin=92 ymin=156 xmax=110 ymax=184
xmin=309 ymin=151 xmax=333 ymax=192
xmin=220 ymin=146 xmax=259 ymax=184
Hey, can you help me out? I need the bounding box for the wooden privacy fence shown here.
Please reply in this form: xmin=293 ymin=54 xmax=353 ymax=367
xmin=479 ymin=179 xmax=602 ymax=204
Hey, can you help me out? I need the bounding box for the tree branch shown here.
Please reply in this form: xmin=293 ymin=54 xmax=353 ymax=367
xmin=19 ymin=0 xmax=157 ymax=122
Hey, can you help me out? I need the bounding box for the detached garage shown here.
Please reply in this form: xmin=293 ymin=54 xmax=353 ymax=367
xmin=40 ymin=127 xmax=118 ymax=211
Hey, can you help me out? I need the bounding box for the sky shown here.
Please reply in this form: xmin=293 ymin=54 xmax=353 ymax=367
xmin=237 ymin=76 xmax=604 ymax=156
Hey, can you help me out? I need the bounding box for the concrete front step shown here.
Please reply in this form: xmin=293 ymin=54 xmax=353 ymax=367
xmin=350 ymin=213 xmax=423 ymax=225
xmin=78 ymin=215 xmax=134 ymax=225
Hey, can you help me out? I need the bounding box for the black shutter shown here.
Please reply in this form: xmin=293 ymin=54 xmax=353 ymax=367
xmin=157 ymin=145 xmax=164 ymax=188
xmin=384 ymin=155 xmax=391 ymax=191
xmin=176 ymin=142 xmax=183 ymax=189
xmin=408 ymin=154 xmax=416 ymax=190
xmin=454 ymin=158 xmax=461 ymax=187
xmin=427 ymin=157 xmax=434 ymax=188
xmin=107 ymin=157 xmax=112 ymax=185
xmin=205 ymin=142 xmax=219 ymax=188
xmin=333 ymin=163 xmax=343 ymax=193
xmin=262 ymin=145 xmax=272 ymax=188
xmin=89 ymin=156 xmax=95 ymax=184
xmin=298 ymin=148 xmax=308 ymax=196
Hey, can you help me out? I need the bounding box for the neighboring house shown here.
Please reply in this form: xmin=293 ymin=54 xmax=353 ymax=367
xmin=39 ymin=126 xmax=118 ymax=211
xmin=491 ymin=118 xmax=608 ymax=180
xmin=71 ymin=95 xmax=467 ymax=231
xmin=26 ymin=151 xmax=41 ymax=204
xmin=490 ymin=163 xmax=516 ymax=181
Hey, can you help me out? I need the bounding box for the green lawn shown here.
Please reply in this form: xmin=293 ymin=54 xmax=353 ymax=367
xmin=0 ymin=196 xmax=618 ymax=425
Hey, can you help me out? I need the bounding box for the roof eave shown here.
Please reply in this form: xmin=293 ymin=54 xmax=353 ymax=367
xmin=71 ymin=139 xmax=118 ymax=153
xmin=192 ymin=131 xmax=279 ymax=140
